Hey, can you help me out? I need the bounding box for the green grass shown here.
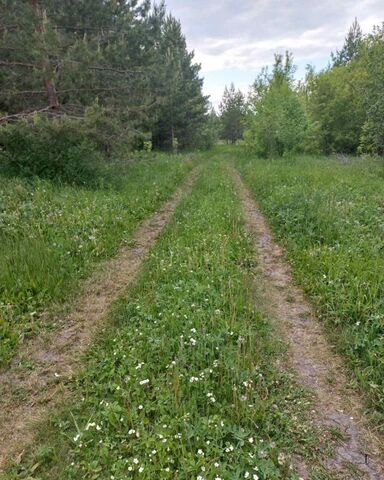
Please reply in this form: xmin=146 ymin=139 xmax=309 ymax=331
xmin=0 ymin=153 xmax=195 ymax=366
xmin=235 ymin=148 xmax=384 ymax=421
xmin=6 ymin=159 xmax=329 ymax=479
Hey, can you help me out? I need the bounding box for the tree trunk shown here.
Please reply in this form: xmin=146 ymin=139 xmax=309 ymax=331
xmin=45 ymin=78 xmax=59 ymax=108
xmin=29 ymin=0 xmax=59 ymax=109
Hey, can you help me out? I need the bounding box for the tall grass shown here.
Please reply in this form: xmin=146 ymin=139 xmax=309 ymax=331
xmin=236 ymin=150 xmax=384 ymax=419
xmin=0 ymin=154 xmax=195 ymax=365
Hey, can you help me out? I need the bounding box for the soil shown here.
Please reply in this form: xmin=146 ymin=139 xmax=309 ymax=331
xmin=0 ymin=168 xmax=199 ymax=471
xmin=233 ymin=168 xmax=384 ymax=480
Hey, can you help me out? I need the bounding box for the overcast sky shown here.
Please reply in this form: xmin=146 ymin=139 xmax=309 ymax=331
xmin=165 ymin=0 xmax=384 ymax=107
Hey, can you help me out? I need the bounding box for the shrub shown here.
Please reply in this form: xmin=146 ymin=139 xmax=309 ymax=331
xmin=0 ymin=115 xmax=104 ymax=185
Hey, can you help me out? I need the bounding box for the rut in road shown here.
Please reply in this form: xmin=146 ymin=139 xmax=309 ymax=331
xmin=232 ymin=167 xmax=384 ymax=480
xmin=0 ymin=168 xmax=199 ymax=471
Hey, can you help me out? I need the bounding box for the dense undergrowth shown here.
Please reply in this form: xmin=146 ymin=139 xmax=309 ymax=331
xmin=235 ymin=149 xmax=384 ymax=421
xmin=7 ymin=160 xmax=328 ymax=479
xmin=0 ymin=153 xmax=195 ymax=366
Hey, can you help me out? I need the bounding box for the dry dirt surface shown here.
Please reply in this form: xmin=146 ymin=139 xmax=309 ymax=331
xmin=233 ymin=168 xmax=384 ymax=480
xmin=0 ymin=168 xmax=199 ymax=471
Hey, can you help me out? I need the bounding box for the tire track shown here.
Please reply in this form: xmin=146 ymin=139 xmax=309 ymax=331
xmin=0 ymin=168 xmax=200 ymax=471
xmin=233 ymin=167 xmax=384 ymax=480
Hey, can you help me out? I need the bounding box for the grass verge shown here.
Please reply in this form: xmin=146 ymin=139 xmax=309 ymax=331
xmin=0 ymin=153 xmax=195 ymax=366
xmin=235 ymin=148 xmax=384 ymax=422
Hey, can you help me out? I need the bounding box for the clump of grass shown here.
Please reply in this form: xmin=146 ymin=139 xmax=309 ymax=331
xmin=7 ymin=160 xmax=324 ymax=479
xmin=0 ymin=153 xmax=195 ymax=365
xmin=236 ymin=150 xmax=384 ymax=420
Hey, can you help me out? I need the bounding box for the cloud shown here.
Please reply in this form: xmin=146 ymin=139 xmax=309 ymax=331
xmin=164 ymin=0 xmax=384 ymax=104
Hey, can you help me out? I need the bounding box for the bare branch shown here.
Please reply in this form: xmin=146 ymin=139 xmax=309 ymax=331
xmin=0 ymin=107 xmax=51 ymax=124
xmin=87 ymin=65 xmax=144 ymax=75
xmin=62 ymin=60 xmax=144 ymax=75
xmin=0 ymin=60 xmax=38 ymax=69
xmin=0 ymin=90 xmax=46 ymax=96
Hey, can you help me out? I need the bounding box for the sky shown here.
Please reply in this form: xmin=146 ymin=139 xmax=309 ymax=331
xmin=165 ymin=0 xmax=384 ymax=107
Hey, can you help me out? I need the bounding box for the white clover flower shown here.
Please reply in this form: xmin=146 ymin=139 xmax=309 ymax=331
xmin=139 ymin=466 xmax=144 ymax=473
xmin=133 ymin=458 xmax=139 ymax=464
xmin=248 ymin=437 xmax=254 ymax=443
xmin=245 ymin=473 xmax=250 ymax=479
xmin=214 ymin=462 xmax=220 ymax=467
xmin=138 ymin=405 xmax=143 ymax=410
xmin=197 ymin=449 xmax=204 ymax=455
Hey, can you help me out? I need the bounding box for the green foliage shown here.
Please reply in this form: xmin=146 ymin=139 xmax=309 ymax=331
xmin=237 ymin=21 xmax=384 ymax=157
xmin=245 ymin=53 xmax=308 ymax=157
xmin=219 ymin=83 xmax=246 ymax=144
xmin=151 ymin=16 xmax=210 ymax=151
xmin=358 ymin=25 xmax=384 ymax=156
xmin=0 ymin=116 xmax=104 ymax=185
xmin=8 ymin=160 xmax=323 ymax=479
xmin=331 ymin=18 xmax=363 ymax=66
xmin=305 ymin=65 xmax=365 ymax=154
xmin=0 ymin=0 xmax=209 ymax=155
xmin=237 ymin=151 xmax=384 ymax=418
xmin=0 ymin=153 xmax=195 ymax=365
xmin=305 ymin=21 xmax=384 ymax=156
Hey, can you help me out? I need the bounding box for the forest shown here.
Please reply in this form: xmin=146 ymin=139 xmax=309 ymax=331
xmin=0 ymin=2 xmax=384 ymax=479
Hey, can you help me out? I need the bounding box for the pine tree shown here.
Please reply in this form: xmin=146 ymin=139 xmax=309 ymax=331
xmin=219 ymin=83 xmax=245 ymax=144
xmin=0 ymin=1 xmax=208 ymax=151
xmin=151 ymin=15 xmax=209 ymax=150
xmin=332 ymin=18 xmax=363 ymax=66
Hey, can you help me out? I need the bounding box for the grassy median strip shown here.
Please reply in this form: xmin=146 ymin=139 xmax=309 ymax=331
xmin=236 ymin=150 xmax=384 ymax=420
xmin=0 ymin=153 xmax=195 ymax=365
xmin=7 ymin=159 xmax=324 ymax=479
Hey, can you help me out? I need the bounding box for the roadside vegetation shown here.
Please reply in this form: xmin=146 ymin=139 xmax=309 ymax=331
xmin=0 ymin=154 xmax=195 ymax=366
xmin=219 ymin=21 xmax=384 ymax=159
xmin=5 ymin=160 xmax=330 ymax=480
xmin=236 ymin=151 xmax=384 ymax=421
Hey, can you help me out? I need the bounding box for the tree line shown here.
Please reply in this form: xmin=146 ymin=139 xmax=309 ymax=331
xmin=0 ymin=0 xmax=212 ymax=182
xmin=219 ymin=20 xmax=384 ymax=157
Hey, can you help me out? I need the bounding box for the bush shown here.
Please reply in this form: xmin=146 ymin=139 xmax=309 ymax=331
xmin=0 ymin=115 xmax=104 ymax=185
xmin=359 ymin=98 xmax=384 ymax=156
